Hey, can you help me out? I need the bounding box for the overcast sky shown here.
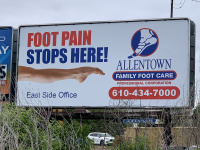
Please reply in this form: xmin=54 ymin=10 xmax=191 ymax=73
xmin=2 ymin=3 xmax=199 ymax=60
xmin=1 ymin=0 xmax=199 ymax=50
xmin=0 ymin=0 xmax=198 ymax=27
xmin=1 ymin=0 xmax=200 ymax=97
xmin=1 ymin=0 xmax=199 ymax=45
xmin=1 ymin=0 xmax=199 ymax=64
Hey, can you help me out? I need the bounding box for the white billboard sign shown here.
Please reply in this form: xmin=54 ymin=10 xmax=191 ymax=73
xmin=17 ymin=18 xmax=192 ymax=108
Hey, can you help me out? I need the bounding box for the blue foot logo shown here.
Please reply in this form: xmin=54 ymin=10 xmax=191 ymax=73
xmin=128 ymin=28 xmax=159 ymax=58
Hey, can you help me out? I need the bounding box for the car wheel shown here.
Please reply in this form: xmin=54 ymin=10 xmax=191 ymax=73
xmin=100 ymin=140 xmax=104 ymax=146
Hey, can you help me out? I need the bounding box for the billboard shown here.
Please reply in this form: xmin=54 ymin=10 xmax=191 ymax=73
xmin=17 ymin=18 xmax=194 ymax=108
xmin=0 ymin=27 xmax=13 ymax=95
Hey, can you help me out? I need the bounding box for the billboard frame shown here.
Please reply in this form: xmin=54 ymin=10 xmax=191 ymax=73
xmin=16 ymin=18 xmax=195 ymax=109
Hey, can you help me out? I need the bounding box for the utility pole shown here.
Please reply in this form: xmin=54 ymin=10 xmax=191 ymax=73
xmin=171 ymin=0 xmax=174 ymax=18
xmin=163 ymin=108 xmax=172 ymax=149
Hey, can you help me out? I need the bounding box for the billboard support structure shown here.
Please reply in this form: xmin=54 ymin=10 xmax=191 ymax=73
xmin=189 ymin=20 xmax=196 ymax=107
xmin=9 ymin=29 xmax=18 ymax=102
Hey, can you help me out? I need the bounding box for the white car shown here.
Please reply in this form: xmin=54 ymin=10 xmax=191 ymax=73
xmin=87 ymin=132 xmax=115 ymax=145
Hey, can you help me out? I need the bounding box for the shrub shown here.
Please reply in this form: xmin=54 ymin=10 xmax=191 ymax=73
xmin=113 ymin=135 xmax=150 ymax=150
xmin=0 ymin=103 xmax=93 ymax=150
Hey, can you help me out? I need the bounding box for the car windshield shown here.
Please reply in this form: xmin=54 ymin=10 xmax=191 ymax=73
xmin=99 ymin=133 xmax=111 ymax=137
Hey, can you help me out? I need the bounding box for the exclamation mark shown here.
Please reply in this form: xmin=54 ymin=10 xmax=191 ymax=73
xmin=104 ymin=47 xmax=108 ymax=62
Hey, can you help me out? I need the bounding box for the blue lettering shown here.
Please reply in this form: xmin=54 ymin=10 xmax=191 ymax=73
xmin=59 ymin=48 xmax=67 ymax=63
xmin=123 ymin=60 xmax=128 ymax=70
xmin=150 ymin=59 xmax=156 ymax=69
xmin=156 ymin=59 xmax=164 ymax=68
xmin=51 ymin=49 xmax=59 ymax=63
xmin=27 ymin=92 xmax=31 ymax=98
xmin=88 ymin=47 xmax=96 ymax=62
xmin=117 ymin=59 xmax=172 ymax=71
xmin=138 ymin=60 xmax=145 ymax=69
xmin=116 ymin=60 xmax=122 ymax=70
xmin=70 ymin=47 xmax=109 ymax=63
xmin=43 ymin=49 xmax=50 ymax=64
xmin=165 ymin=59 xmax=171 ymax=69
xmin=35 ymin=49 xmax=42 ymax=64
xmin=58 ymin=92 xmax=77 ymax=98
xmin=104 ymin=47 xmax=108 ymax=62
xmin=27 ymin=49 xmax=34 ymax=64
xmin=26 ymin=48 xmax=68 ymax=64
xmin=80 ymin=48 xmax=87 ymax=63
xmin=133 ymin=60 xmax=139 ymax=70
xmin=97 ymin=47 xmax=103 ymax=62
xmin=146 ymin=59 xmax=150 ymax=70
xmin=71 ymin=48 xmax=79 ymax=63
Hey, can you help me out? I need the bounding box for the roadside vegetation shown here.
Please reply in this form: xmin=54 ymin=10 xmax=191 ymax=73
xmin=1 ymin=94 xmax=200 ymax=149
xmin=0 ymin=103 xmax=93 ymax=149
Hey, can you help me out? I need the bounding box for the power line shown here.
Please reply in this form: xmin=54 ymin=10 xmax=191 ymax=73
xmin=171 ymin=0 xmax=200 ymax=17
xmin=173 ymin=0 xmax=187 ymax=9
xmin=174 ymin=0 xmax=184 ymax=5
